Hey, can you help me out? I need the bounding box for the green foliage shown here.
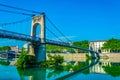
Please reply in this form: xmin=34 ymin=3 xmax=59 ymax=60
xmin=103 ymin=65 xmax=120 ymax=77
xmin=102 ymin=38 xmax=120 ymax=52
xmin=73 ymin=40 xmax=89 ymax=48
xmin=0 ymin=61 xmax=10 ymax=65
xmin=16 ymin=49 xmax=36 ymax=68
xmin=0 ymin=46 xmax=11 ymax=51
xmin=73 ymin=40 xmax=89 ymax=53
xmin=39 ymin=60 xmax=51 ymax=67
xmin=47 ymin=61 xmax=90 ymax=78
xmin=48 ymin=54 xmax=64 ymax=66
xmin=17 ymin=68 xmax=46 ymax=77
xmin=46 ymin=45 xmax=72 ymax=53
xmin=86 ymin=54 xmax=92 ymax=60
xmin=72 ymin=62 xmax=87 ymax=71
xmin=47 ymin=65 xmax=64 ymax=78
xmin=40 ymin=54 xmax=64 ymax=67
xmin=46 ymin=40 xmax=89 ymax=53
xmin=63 ymin=64 xmax=73 ymax=71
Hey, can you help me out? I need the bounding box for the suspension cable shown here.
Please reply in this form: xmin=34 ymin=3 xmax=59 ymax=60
xmin=0 ymin=10 xmax=34 ymax=16
xmin=0 ymin=3 xmax=41 ymax=14
xmin=46 ymin=16 xmax=72 ymax=42
xmin=0 ymin=3 xmax=71 ymax=42
xmin=46 ymin=26 xmax=64 ymax=42
xmin=0 ymin=17 xmax=31 ymax=27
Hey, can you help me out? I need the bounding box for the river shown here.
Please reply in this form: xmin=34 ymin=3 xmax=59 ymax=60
xmin=0 ymin=54 xmax=120 ymax=80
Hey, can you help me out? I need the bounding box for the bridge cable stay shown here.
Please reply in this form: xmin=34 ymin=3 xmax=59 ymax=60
xmin=24 ymin=18 xmax=31 ymax=35
xmin=0 ymin=3 xmax=72 ymax=42
xmin=0 ymin=4 xmax=100 ymax=59
xmin=0 ymin=4 xmax=69 ymax=39
xmin=0 ymin=10 xmax=34 ymax=16
xmin=0 ymin=3 xmax=41 ymax=14
xmin=46 ymin=26 xmax=64 ymax=42
xmin=46 ymin=16 xmax=72 ymax=42
xmin=0 ymin=17 xmax=31 ymax=35
xmin=0 ymin=17 xmax=31 ymax=27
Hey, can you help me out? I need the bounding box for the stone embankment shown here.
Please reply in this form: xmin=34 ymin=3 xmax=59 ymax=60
xmin=47 ymin=53 xmax=87 ymax=62
xmin=47 ymin=53 xmax=120 ymax=62
xmin=102 ymin=53 xmax=120 ymax=62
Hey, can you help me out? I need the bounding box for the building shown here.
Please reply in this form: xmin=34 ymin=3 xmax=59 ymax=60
xmin=23 ymin=43 xmax=30 ymax=52
xmin=10 ymin=46 xmax=19 ymax=53
xmin=89 ymin=40 xmax=110 ymax=53
xmin=0 ymin=46 xmax=19 ymax=59
xmin=0 ymin=51 xmax=16 ymax=59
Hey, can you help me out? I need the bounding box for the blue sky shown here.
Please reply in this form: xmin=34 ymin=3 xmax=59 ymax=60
xmin=0 ymin=0 xmax=120 ymax=42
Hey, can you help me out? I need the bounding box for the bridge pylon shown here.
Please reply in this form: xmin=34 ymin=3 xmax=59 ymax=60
xmin=29 ymin=13 xmax=46 ymax=62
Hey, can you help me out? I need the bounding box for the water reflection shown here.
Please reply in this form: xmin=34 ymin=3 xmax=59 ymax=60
xmin=90 ymin=61 xmax=120 ymax=77
xmin=17 ymin=68 xmax=46 ymax=80
xmin=69 ymin=59 xmax=120 ymax=80
xmin=0 ymin=59 xmax=10 ymax=65
xmin=1 ymin=57 xmax=120 ymax=80
xmin=16 ymin=60 xmax=90 ymax=80
xmin=57 ymin=58 xmax=100 ymax=80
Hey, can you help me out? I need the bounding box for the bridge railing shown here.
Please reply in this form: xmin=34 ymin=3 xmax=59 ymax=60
xmin=0 ymin=29 xmax=40 ymax=42
xmin=46 ymin=39 xmax=100 ymax=59
xmin=46 ymin=39 xmax=94 ymax=52
xmin=46 ymin=39 xmax=70 ymax=46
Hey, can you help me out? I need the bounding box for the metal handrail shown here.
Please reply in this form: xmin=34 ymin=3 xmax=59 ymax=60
xmin=0 ymin=29 xmax=40 ymax=42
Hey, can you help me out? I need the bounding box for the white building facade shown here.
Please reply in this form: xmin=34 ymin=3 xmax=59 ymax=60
xmin=89 ymin=40 xmax=110 ymax=53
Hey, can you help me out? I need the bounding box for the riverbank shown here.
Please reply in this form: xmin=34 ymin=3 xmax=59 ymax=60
xmin=47 ymin=53 xmax=120 ymax=62
xmin=47 ymin=53 xmax=87 ymax=62
xmin=8 ymin=53 xmax=120 ymax=66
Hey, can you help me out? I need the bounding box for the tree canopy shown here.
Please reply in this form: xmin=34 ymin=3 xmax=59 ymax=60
xmin=102 ymin=38 xmax=120 ymax=52
xmin=103 ymin=63 xmax=120 ymax=77
xmin=0 ymin=46 xmax=11 ymax=51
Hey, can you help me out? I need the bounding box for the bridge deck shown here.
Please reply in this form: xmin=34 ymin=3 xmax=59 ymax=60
xmin=0 ymin=29 xmax=40 ymax=42
xmin=0 ymin=29 xmax=99 ymax=58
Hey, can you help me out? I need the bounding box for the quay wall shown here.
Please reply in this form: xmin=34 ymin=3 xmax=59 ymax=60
xmin=47 ymin=53 xmax=120 ymax=62
xmin=46 ymin=53 xmax=87 ymax=62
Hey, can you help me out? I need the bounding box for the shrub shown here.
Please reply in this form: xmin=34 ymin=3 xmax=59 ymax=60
xmin=47 ymin=54 xmax=64 ymax=66
xmin=16 ymin=49 xmax=36 ymax=68
xmin=39 ymin=54 xmax=64 ymax=67
xmin=86 ymin=54 xmax=92 ymax=60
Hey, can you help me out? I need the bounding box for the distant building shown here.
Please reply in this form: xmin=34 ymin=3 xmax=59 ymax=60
xmin=89 ymin=40 xmax=110 ymax=53
xmin=23 ymin=43 xmax=30 ymax=51
xmin=0 ymin=46 xmax=19 ymax=59
xmin=0 ymin=51 xmax=16 ymax=59
xmin=10 ymin=46 xmax=19 ymax=53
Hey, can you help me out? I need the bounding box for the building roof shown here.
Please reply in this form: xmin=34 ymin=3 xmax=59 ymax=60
xmin=90 ymin=40 xmax=107 ymax=42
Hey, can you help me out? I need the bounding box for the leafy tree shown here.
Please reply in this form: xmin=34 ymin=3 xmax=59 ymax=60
xmin=47 ymin=54 xmax=64 ymax=66
xmin=102 ymin=38 xmax=120 ymax=52
xmin=16 ymin=48 xmax=36 ymax=68
xmin=81 ymin=40 xmax=89 ymax=48
xmin=103 ymin=64 xmax=120 ymax=77
xmin=40 ymin=54 xmax=64 ymax=67
xmin=0 ymin=46 xmax=11 ymax=51
xmin=0 ymin=61 xmax=10 ymax=65
xmin=73 ymin=40 xmax=89 ymax=53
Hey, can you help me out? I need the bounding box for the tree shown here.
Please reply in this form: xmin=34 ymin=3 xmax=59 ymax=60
xmin=103 ymin=64 xmax=120 ymax=77
xmin=102 ymin=38 xmax=120 ymax=52
xmin=47 ymin=54 xmax=64 ymax=66
xmin=0 ymin=46 xmax=11 ymax=51
xmin=16 ymin=48 xmax=36 ymax=68
xmin=73 ymin=40 xmax=89 ymax=53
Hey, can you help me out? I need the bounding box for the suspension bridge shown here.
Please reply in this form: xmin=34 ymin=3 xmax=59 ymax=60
xmin=0 ymin=4 xmax=100 ymax=62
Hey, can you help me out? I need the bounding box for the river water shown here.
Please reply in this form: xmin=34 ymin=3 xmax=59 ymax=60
xmin=0 ymin=57 xmax=120 ymax=80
